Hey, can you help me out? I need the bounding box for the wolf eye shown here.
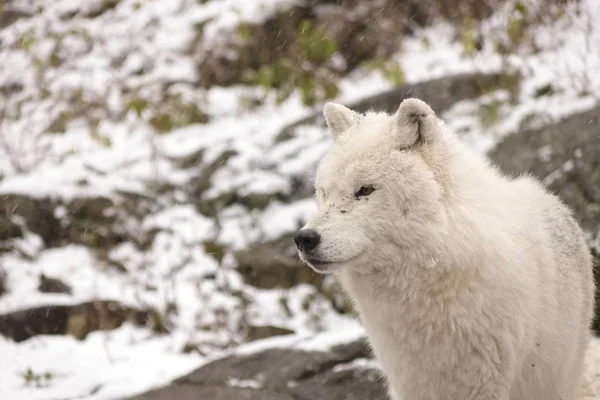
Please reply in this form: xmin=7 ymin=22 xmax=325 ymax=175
xmin=355 ymin=185 xmax=375 ymax=198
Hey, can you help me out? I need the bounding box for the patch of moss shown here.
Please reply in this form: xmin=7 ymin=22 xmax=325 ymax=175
xmin=507 ymin=2 xmax=528 ymax=47
xmin=90 ymin=130 xmax=112 ymax=148
xmin=22 ymin=368 xmax=53 ymax=388
xmin=248 ymin=55 xmax=340 ymax=106
xmin=48 ymin=49 xmax=63 ymax=67
xmin=362 ymin=59 xmax=406 ymax=87
xmin=126 ymin=98 xmax=149 ymax=117
xmin=478 ymin=99 xmax=504 ymax=128
xmin=18 ymin=29 xmax=36 ymax=51
xmin=47 ymin=111 xmax=72 ymax=133
xmin=461 ymin=16 xmax=478 ymax=57
xmin=239 ymin=193 xmax=280 ymax=210
xmin=476 ymin=73 xmax=522 ymax=104
xmin=297 ymin=19 xmax=337 ymax=64
xmin=151 ymin=95 xmax=209 ymax=133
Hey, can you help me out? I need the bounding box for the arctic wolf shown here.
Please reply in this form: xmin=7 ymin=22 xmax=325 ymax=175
xmin=294 ymin=98 xmax=595 ymax=400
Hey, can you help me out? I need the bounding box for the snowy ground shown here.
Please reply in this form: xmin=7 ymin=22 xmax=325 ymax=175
xmin=0 ymin=0 xmax=599 ymax=399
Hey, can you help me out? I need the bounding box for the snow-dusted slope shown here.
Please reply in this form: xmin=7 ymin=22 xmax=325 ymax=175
xmin=0 ymin=0 xmax=599 ymax=399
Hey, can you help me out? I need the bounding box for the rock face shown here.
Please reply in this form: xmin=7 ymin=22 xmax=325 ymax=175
xmin=0 ymin=194 xmax=120 ymax=248
xmin=276 ymin=72 xmax=519 ymax=142
xmin=234 ymin=234 xmax=320 ymax=289
xmin=0 ymin=268 xmax=5 ymax=296
xmin=38 ymin=274 xmax=72 ymax=295
xmin=0 ymin=301 xmax=164 ymax=342
xmin=123 ymin=332 xmax=600 ymax=400
xmin=126 ymin=336 xmax=388 ymax=400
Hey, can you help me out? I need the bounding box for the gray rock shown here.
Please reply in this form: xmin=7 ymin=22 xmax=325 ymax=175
xmin=0 ymin=267 xmax=5 ymax=296
xmin=125 ymin=337 xmax=389 ymax=400
xmin=0 ymin=301 xmax=165 ymax=342
xmin=289 ymin=364 xmax=385 ymax=400
xmin=126 ymin=385 xmax=297 ymax=400
xmin=0 ymin=194 xmax=118 ymax=249
xmin=245 ymin=325 xmax=295 ymax=342
xmin=276 ymin=72 xmax=520 ymax=142
xmin=0 ymin=8 xmax=32 ymax=29
xmin=38 ymin=273 xmax=72 ymax=295
xmin=234 ymin=234 xmax=319 ymax=289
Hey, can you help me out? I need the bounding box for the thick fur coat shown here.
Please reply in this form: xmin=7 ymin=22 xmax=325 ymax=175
xmin=294 ymin=98 xmax=595 ymax=400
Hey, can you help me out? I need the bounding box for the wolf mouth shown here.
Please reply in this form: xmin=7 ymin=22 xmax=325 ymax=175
xmin=302 ymin=254 xmax=360 ymax=274
xmin=304 ymin=258 xmax=336 ymax=274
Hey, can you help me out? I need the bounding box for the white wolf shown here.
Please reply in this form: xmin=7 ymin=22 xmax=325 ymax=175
xmin=294 ymin=98 xmax=595 ymax=400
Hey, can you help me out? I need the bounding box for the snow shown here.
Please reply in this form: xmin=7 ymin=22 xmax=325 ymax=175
xmin=0 ymin=0 xmax=599 ymax=399
xmin=198 ymin=0 xmax=300 ymax=47
xmin=0 ymin=245 xmax=120 ymax=313
xmin=141 ymin=205 xmax=216 ymax=245
xmin=332 ymin=357 xmax=381 ymax=373
xmin=226 ymin=377 xmax=264 ymax=389
xmin=0 ymin=325 xmax=199 ymax=400
xmin=231 ymin=319 xmax=364 ymax=357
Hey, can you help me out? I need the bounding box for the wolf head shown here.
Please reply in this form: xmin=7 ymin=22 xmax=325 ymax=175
xmin=295 ymin=98 xmax=452 ymax=274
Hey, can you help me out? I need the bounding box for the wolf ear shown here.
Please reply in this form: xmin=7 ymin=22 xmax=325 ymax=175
xmin=392 ymin=98 xmax=440 ymax=147
xmin=323 ymin=102 xmax=359 ymax=139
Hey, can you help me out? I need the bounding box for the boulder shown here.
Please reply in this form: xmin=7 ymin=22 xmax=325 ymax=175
xmin=0 ymin=190 xmax=158 ymax=252
xmin=126 ymin=335 xmax=388 ymax=400
xmin=276 ymin=72 xmax=520 ymax=142
xmin=234 ymin=234 xmax=320 ymax=289
xmin=38 ymin=274 xmax=72 ymax=295
xmin=245 ymin=325 xmax=295 ymax=342
xmin=0 ymin=267 xmax=5 ymax=296
xmin=0 ymin=194 xmax=121 ymax=249
xmin=192 ymin=0 xmax=503 ymax=89
xmin=0 ymin=300 xmax=165 ymax=342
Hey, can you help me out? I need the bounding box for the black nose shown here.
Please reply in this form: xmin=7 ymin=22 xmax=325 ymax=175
xmin=294 ymin=229 xmax=321 ymax=252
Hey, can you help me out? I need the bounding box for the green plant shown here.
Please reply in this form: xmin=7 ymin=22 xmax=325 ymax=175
xmin=126 ymin=94 xmax=209 ymax=134
xmin=363 ymin=58 xmax=405 ymax=87
xmin=90 ymin=130 xmax=112 ymax=148
xmin=18 ymin=30 xmax=36 ymax=51
xmin=298 ymin=19 xmax=337 ymax=64
xmin=22 ymin=368 xmax=53 ymax=388
xmin=250 ymin=57 xmax=340 ymax=106
xmin=126 ymin=98 xmax=149 ymax=117
xmin=478 ymin=99 xmax=504 ymax=128
xmin=239 ymin=17 xmax=342 ymax=107
xmin=461 ymin=16 xmax=477 ymax=56
xmin=237 ymin=24 xmax=253 ymax=43
xmin=507 ymin=2 xmax=527 ymax=47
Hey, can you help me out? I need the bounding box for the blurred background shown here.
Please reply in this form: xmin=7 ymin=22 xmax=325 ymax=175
xmin=0 ymin=0 xmax=599 ymax=399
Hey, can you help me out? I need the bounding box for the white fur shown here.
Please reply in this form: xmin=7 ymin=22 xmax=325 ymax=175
xmin=297 ymin=99 xmax=596 ymax=400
